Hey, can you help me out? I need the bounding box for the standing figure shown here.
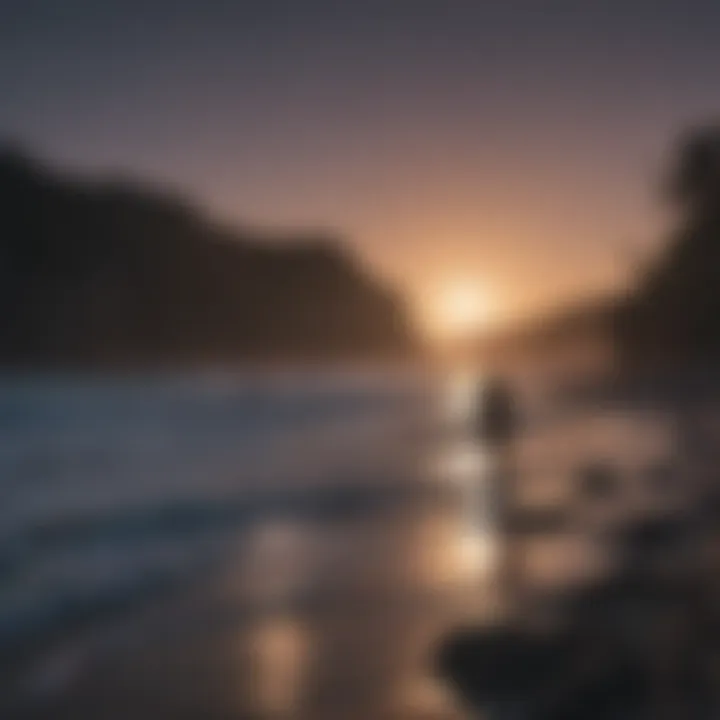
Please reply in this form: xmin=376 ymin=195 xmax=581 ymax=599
xmin=475 ymin=376 xmax=517 ymax=449
xmin=475 ymin=376 xmax=520 ymax=604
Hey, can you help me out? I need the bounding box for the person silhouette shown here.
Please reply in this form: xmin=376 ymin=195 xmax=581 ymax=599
xmin=474 ymin=375 xmax=520 ymax=605
xmin=475 ymin=376 xmax=517 ymax=449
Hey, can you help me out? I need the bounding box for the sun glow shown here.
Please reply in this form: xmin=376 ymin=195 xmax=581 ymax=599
xmin=429 ymin=283 xmax=493 ymax=341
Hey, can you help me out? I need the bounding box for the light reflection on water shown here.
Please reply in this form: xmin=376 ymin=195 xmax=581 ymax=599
xmin=233 ymin=368 xmax=500 ymax=717
xmin=442 ymin=369 xmax=483 ymax=426
xmin=432 ymin=368 xmax=500 ymax=583
xmin=244 ymin=614 xmax=310 ymax=717
xmin=429 ymin=438 xmax=499 ymax=582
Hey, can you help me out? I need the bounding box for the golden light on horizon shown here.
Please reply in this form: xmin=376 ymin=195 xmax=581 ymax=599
xmin=428 ymin=282 xmax=494 ymax=341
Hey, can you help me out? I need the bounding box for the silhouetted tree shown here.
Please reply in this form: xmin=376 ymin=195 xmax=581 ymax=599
xmin=667 ymin=124 xmax=720 ymax=220
xmin=619 ymin=123 xmax=720 ymax=367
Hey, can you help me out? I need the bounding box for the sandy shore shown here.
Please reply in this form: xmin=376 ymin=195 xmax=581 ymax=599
xmin=4 ymin=400 xmax=698 ymax=720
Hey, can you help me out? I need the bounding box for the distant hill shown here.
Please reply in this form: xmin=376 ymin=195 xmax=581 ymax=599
xmin=0 ymin=146 xmax=418 ymax=367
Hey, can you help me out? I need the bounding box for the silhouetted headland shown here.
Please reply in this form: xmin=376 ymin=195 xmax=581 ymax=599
xmin=475 ymin=122 xmax=720 ymax=383
xmin=0 ymin=145 xmax=419 ymax=368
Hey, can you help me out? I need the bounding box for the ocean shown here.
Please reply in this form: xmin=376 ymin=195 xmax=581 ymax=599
xmin=0 ymin=372 xmax=446 ymax=653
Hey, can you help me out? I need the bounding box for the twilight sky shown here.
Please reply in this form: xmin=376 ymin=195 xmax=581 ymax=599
xmin=2 ymin=0 xmax=719 ymax=333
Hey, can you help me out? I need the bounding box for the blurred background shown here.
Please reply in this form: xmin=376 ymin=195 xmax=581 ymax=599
xmin=3 ymin=2 xmax=720 ymax=718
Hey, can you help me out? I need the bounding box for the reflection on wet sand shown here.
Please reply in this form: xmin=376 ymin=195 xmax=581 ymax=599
xmin=14 ymin=369 xmax=685 ymax=720
xmin=237 ymin=370 xmax=503 ymax=720
xmin=427 ymin=441 xmax=497 ymax=587
xmin=243 ymin=615 xmax=310 ymax=717
xmin=433 ymin=370 xmax=498 ymax=579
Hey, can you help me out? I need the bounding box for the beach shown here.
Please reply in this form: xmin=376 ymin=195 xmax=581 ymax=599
xmin=0 ymin=369 xmax=697 ymax=719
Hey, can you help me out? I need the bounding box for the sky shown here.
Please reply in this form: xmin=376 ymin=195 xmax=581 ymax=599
xmin=2 ymin=0 xmax=720 ymax=335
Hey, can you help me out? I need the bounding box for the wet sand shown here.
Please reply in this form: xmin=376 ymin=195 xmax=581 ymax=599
xmin=4 ymin=404 xmax=687 ymax=720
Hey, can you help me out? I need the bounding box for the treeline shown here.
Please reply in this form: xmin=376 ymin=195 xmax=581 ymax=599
xmin=0 ymin=147 xmax=418 ymax=367
xmin=619 ymin=123 xmax=720 ymax=367
xmin=477 ymin=123 xmax=720 ymax=372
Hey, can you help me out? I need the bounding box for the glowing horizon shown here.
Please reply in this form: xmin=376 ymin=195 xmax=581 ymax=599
xmin=1 ymin=2 xmax=713 ymax=332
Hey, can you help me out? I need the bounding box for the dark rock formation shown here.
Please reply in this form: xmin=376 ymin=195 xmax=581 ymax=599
xmin=0 ymin=146 xmax=418 ymax=367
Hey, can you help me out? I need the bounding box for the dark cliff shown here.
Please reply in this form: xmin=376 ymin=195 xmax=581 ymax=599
xmin=0 ymin=148 xmax=418 ymax=367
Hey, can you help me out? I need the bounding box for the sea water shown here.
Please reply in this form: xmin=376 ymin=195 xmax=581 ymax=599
xmin=0 ymin=371 xmax=448 ymax=655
